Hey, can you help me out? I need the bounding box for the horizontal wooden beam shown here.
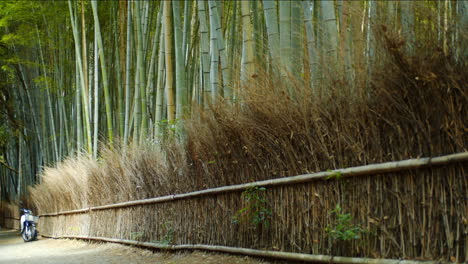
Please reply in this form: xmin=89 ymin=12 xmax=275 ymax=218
xmin=0 ymin=159 xmax=18 ymax=173
xmin=39 ymin=152 xmax=468 ymax=217
xmin=41 ymin=234 xmax=450 ymax=264
xmin=2 ymin=217 xmax=20 ymax=220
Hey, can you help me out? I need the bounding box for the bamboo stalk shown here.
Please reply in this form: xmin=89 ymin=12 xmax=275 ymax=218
xmin=123 ymin=0 xmax=132 ymax=147
xmin=41 ymin=234 xmax=450 ymax=264
xmin=164 ymin=0 xmax=175 ymax=122
xmin=39 ymin=152 xmax=468 ymax=217
xmin=197 ymin=0 xmax=211 ymax=107
xmin=91 ymin=0 xmax=114 ymax=145
xmin=240 ymin=0 xmax=255 ymax=84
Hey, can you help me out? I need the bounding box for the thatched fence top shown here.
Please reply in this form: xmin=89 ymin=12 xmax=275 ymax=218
xmin=40 ymin=152 xmax=468 ymax=217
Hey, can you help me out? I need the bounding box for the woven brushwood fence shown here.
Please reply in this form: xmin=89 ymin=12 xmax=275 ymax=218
xmin=38 ymin=153 xmax=467 ymax=263
xmin=0 ymin=201 xmax=19 ymax=230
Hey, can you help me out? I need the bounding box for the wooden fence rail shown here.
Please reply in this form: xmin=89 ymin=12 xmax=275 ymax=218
xmin=41 ymin=234 xmax=450 ymax=264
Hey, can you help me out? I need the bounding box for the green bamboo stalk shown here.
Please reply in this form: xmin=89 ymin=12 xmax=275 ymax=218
xmin=118 ymin=0 xmax=127 ymax=139
xmin=279 ymin=0 xmax=292 ymax=74
xmin=91 ymin=0 xmax=114 ymax=145
xmin=155 ymin=29 xmax=166 ymax=137
xmin=123 ymin=0 xmax=132 ymax=146
xmin=164 ymin=0 xmax=176 ymax=122
xmin=321 ymin=0 xmax=339 ymax=71
xmin=16 ymin=133 xmax=22 ymax=200
xmin=208 ymin=0 xmax=220 ymax=102
xmin=68 ymin=0 xmax=92 ymax=153
xmin=263 ymin=0 xmax=280 ymax=70
xmin=349 ymin=1 xmax=365 ymax=94
xmin=240 ymin=0 xmax=255 ymax=85
xmin=290 ymin=0 xmax=302 ymax=78
xmin=340 ymin=1 xmax=353 ymax=84
xmin=93 ymin=27 xmax=99 ymax=158
xmin=36 ymin=26 xmax=59 ymax=163
xmin=81 ymin=0 xmax=88 ymax=102
xmin=457 ymin=0 xmax=467 ymax=62
xmin=401 ymin=1 xmax=415 ymax=54
xmin=209 ymin=0 xmax=231 ymax=101
xmin=135 ymin=1 xmax=148 ymax=141
xmin=302 ymin=0 xmax=318 ymax=91
xmin=197 ymin=0 xmax=211 ymax=107
xmin=75 ymin=63 xmax=82 ymax=152
xmin=182 ymin=0 xmax=192 ymax=64
xmin=227 ymin=0 xmax=238 ymax=96
xmin=145 ymin=3 xmax=163 ymax=137
xmin=173 ymin=0 xmax=188 ymax=119
xmin=132 ymin=2 xmax=141 ymax=142
xmin=365 ymin=0 xmax=376 ymax=91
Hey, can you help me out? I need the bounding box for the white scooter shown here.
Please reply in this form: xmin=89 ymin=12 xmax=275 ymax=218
xmin=20 ymin=208 xmax=38 ymax=242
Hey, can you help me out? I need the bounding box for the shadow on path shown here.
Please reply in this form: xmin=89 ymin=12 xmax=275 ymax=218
xmin=0 ymin=228 xmax=273 ymax=264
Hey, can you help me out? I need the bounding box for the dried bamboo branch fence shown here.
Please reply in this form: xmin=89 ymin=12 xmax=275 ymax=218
xmin=38 ymin=152 xmax=468 ymax=263
xmin=0 ymin=201 xmax=19 ymax=229
xmin=39 ymin=152 xmax=468 ymax=216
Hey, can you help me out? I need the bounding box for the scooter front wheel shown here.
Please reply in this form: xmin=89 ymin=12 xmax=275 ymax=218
xmin=22 ymin=225 xmax=36 ymax=242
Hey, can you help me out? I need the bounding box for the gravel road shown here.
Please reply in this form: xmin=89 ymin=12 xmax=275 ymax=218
xmin=0 ymin=228 xmax=273 ymax=264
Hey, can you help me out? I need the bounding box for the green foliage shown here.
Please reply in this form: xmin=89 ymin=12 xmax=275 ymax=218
xmin=158 ymin=119 xmax=179 ymax=134
xmin=325 ymin=170 xmax=343 ymax=180
xmin=33 ymin=75 xmax=58 ymax=94
xmin=0 ymin=2 xmax=45 ymax=47
xmin=0 ymin=124 xmax=11 ymax=147
xmin=1 ymin=64 xmax=15 ymax=81
xmin=151 ymin=221 xmax=174 ymax=245
xmin=130 ymin=231 xmax=144 ymax=240
xmin=160 ymin=227 xmax=174 ymax=245
xmin=325 ymin=204 xmax=366 ymax=241
xmin=232 ymin=186 xmax=272 ymax=227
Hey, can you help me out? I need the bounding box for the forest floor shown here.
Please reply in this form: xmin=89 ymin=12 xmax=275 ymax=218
xmin=0 ymin=228 xmax=276 ymax=264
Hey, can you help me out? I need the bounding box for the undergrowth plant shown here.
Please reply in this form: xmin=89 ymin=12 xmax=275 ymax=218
xmin=325 ymin=204 xmax=366 ymax=241
xmin=151 ymin=221 xmax=175 ymax=245
xmin=130 ymin=231 xmax=144 ymax=240
xmin=158 ymin=119 xmax=180 ymax=138
xmin=232 ymin=186 xmax=272 ymax=227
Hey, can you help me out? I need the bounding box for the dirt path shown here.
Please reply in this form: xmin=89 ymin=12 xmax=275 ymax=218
xmin=0 ymin=228 xmax=275 ymax=264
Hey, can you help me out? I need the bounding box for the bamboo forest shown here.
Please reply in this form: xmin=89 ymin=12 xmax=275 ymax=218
xmin=0 ymin=1 xmax=467 ymax=263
